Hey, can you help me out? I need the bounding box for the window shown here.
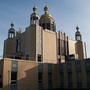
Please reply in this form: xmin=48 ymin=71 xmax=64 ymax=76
xmin=75 ymin=61 xmax=81 ymax=72
xmin=11 ymin=84 xmax=17 ymax=90
xmin=68 ymin=72 xmax=72 ymax=83
xmin=77 ymin=72 xmax=82 ymax=82
xmin=68 ymin=72 xmax=72 ymax=88
xmin=67 ymin=63 xmax=72 ymax=72
xmin=87 ymin=71 xmax=90 ymax=86
xmin=38 ymin=73 xmax=43 ymax=84
xmin=47 ymin=23 xmax=50 ymax=30
xmin=87 ymin=71 xmax=90 ymax=82
xmin=38 ymin=64 xmax=43 ymax=73
xmin=48 ymin=64 xmax=52 ymax=73
xmin=48 ymin=73 xmax=52 ymax=89
xmin=38 ymin=54 xmax=41 ymax=62
xmin=0 ymin=75 xmax=1 ymax=78
xmin=42 ymin=23 xmax=45 ymax=29
xmin=11 ymin=72 xmax=17 ymax=84
xmin=16 ymin=38 xmax=20 ymax=52
xmin=58 ymin=58 xmax=61 ymax=63
xmin=48 ymin=73 xmax=52 ymax=84
xmin=26 ymin=55 xmax=29 ymax=60
xmin=58 ymin=39 xmax=60 ymax=55
xmin=77 ymin=72 xmax=82 ymax=88
xmin=60 ymin=73 xmax=64 ymax=84
xmin=0 ymin=82 xmax=2 ymax=88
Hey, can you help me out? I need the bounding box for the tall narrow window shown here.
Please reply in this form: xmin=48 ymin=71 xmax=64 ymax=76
xmin=68 ymin=72 xmax=72 ymax=88
xmin=58 ymin=39 xmax=60 ymax=55
xmin=48 ymin=64 xmax=52 ymax=89
xmin=0 ymin=82 xmax=2 ymax=88
xmin=38 ymin=63 xmax=43 ymax=90
xmin=38 ymin=73 xmax=43 ymax=84
xmin=11 ymin=72 xmax=17 ymax=84
xmin=87 ymin=71 xmax=90 ymax=88
xmin=77 ymin=72 xmax=82 ymax=88
xmin=16 ymin=38 xmax=20 ymax=52
xmin=60 ymin=73 xmax=64 ymax=84
xmin=48 ymin=73 xmax=52 ymax=84
xmin=60 ymin=72 xmax=64 ymax=88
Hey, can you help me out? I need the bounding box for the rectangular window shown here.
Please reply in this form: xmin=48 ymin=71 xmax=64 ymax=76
xmin=68 ymin=72 xmax=72 ymax=88
xmin=48 ymin=64 xmax=52 ymax=73
xmin=58 ymin=39 xmax=60 ymax=55
xmin=0 ymin=75 xmax=1 ymax=78
xmin=87 ymin=71 xmax=90 ymax=88
xmin=60 ymin=73 xmax=64 ymax=84
xmin=26 ymin=55 xmax=29 ymax=60
xmin=38 ymin=63 xmax=43 ymax=73
xmin=11 ymin=72 xmax=17 ymax=84
xmin=77 ymin=72 xmax=82 ymax=82
xmin=16 ymin=38 xmax=20 ymax=52
xmin=38 ymin=73 xmax=43 ymax=84
xmin=48 ymin=73 xmax=52 ymax=89
xmin=77 ymin=72 xmax=82 ymax=88
xmin=38 ymin=54 xmax=41 ymax=62
xmin=48 ymin=73 xmax=52 ymax=84
xmin=68 ymin=72 xmax=72 ymax=83
xmin=0 ymin=82 xmax=2 ymax=88
xmin=47 ymin=23 xmax=50 ymax=30
xmin=42 ymin=23 xmax=45 ymax=29
xmin=11 ymin=84 xmax=17 ymax=90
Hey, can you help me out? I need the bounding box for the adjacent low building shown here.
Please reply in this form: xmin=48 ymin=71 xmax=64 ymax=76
xmin=0 ymin=5 xmax=89 ymax=90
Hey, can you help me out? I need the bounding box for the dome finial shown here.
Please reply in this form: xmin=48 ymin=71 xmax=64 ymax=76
xmin=76 ymin=26 xmax=79 ymax=31
xmin=44 ymin=4 xmax=48 ymax=14
xmin=33 ymin=4 xmax=37 ymax=13
xmin=11 ymin=21 xmax=14 ymax=28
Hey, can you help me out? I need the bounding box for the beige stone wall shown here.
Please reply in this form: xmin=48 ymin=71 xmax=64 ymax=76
xmin=4 ymin=38 xmax=16 ymax=57
xmin=29 ymin=25 xmax=37 ymax=60
xmin=43 ymin=30 xmax=57 ymax=63
xmin=68 ymin=39 xmax=76 ymax=55
xmin=2 ymin=58 xmax=38 ymax=90
xmin=76 ymin=41 xmax=86 ymax=60
xmin=3 ymin=58 xmax=11 ymax=90
xmin=18 ymin=60 xmax=38 ymax=90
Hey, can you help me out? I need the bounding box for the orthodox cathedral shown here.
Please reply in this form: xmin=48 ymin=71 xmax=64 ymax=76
xmin=0 ymin=5 xmax=89 ymax=90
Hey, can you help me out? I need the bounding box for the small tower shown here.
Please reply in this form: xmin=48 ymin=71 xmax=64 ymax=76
xmin=30 ymin=6 xmax=39 ymax=25
xmin=75 ymin=26 xmax=82 ymax=41
xmin=39 ymin=5 xmax=56 ymax=32
xmin=8 ymin=22 xmax=15 ymax=38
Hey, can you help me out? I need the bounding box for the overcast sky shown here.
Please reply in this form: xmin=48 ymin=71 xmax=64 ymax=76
xmin=0 ymin=0 xmax=90 ymax=58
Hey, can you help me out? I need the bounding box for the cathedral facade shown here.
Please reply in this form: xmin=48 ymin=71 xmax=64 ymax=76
xmin=3 ymin=5 xmax=87 ymax=63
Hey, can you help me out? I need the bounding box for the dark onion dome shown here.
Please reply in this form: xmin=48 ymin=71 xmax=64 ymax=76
xmin=9 ymin=22 xmax=15 ymax=33
xmin=75 ymin=26 xmax=81 ymax=36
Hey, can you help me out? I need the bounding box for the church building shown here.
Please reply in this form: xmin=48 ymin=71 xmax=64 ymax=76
xmin=0 ymin=5 xmax=89 ymax=90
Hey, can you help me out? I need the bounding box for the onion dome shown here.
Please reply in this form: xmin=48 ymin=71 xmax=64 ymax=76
xmin=8 ymin=22 xmax=15 ymax=38
xmin=75 ymin=26 xmax=81 ymax=36
xmin=40 ymin=5 xmax=54 ymax=21
xmin=75 ymin=26 xmax=82 ymax=41
xmin=9 ymin=22 xmax=15 ymax=33
xmin=30 ymin=6 xmax=39 ymax=25
xmin=39 ymin=5 xmax=56 ymax=31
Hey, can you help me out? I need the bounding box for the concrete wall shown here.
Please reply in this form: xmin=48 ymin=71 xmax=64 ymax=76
xmin=43 ymin=30 xmax=57 ymax=63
